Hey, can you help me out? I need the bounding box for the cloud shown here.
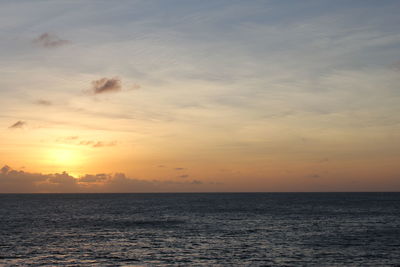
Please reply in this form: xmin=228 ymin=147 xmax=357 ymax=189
xmin=92 ymin=141 xmax=116 ymax=148
xmin=78 ymin=140 xmax=116 ymax=148
xmin=35 ymin=99 xmax=52 ymax=106
xmin=1 ymin=165 xmax=10 ymax=174
xmin=8 ymin=121 xmax=26 ymax=129
xmin=308 ymin=174 xmax=321 ymax=178
xmin=79 ymin=173 xmax=108 ymax=183
xmin=0 ymin=165 xmax=206 ymax=193
xmin=91 ymin=78 xmax=122 ymax=94
xmin=178 ymin=174 xmax=189 ymax=178
xmin=174 ymin=168 xmax=185 ymax=171
xmin=47 ymin=171 xmax=77 ymax=187
xmin=34 ymin=33 xmax=69 ymax=48
xmin=79 ymin=140 xmax=94 ymax=145
xmin=0 ymin=167 xmax=49 ymax=193
xmin=56 ymin=137 xmax=116 ymax=148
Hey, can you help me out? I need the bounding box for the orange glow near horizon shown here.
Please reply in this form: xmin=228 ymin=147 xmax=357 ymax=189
xmin=1 ymin=1 xmax=400 ymax=193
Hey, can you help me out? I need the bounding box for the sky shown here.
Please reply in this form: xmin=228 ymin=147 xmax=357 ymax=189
xmin=1 ymin=0 xmax=400 ymax=192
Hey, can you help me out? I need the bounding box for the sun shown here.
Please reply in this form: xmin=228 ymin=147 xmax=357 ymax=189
xmin=53 ymin=149 xmax=76 ymax=164
xmin=45 ymin=147 xmax=85 ymax=173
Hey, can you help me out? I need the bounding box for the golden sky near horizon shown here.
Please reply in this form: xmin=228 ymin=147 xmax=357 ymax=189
xmin=1 ymin=0 xmax=400 ymax=192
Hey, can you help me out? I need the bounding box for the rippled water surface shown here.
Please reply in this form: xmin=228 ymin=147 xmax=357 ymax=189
xmin=0 ymin=193 xmax=399 ymax=266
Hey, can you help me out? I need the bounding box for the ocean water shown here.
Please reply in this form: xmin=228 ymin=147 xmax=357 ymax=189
xmin=0 ymin=193 xmax=399 ymax=266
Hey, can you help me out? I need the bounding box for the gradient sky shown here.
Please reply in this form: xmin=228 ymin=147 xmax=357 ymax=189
xmin=1 ymin=0 xmax=400 ymax=192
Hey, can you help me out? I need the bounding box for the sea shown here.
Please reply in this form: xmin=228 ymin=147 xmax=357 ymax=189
xmin=0 ymin=193 xmax=399 ymax=266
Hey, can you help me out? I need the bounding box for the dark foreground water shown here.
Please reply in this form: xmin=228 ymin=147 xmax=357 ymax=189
xmin=0 ymin=193 xmax=399 ymax=266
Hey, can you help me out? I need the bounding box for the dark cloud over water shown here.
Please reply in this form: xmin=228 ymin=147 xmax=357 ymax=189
xmin=0 ymin=165 xmax=207 ymax=193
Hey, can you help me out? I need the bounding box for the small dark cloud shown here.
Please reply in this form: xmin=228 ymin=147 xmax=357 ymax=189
xmin=9 ymin=121 xmax=26 ymax=129
xmin=175 ymin=168 xmax=185 ymax=171
xmin=93 ymin=141 xmax=116 ymax=148
xmin=178 ymin=174 xmax=189 ymax=178
xmin=91 ymin=78 xmax=121 ymax=94
xmin=35 ymin=99 xmax=52 ymax=106
xmin=34 ymin=33 xmax=69 ymax=48
xmin=57 ymin=137 xmax=115 ymax=148
xmin=78 ymin=140 xmax=116 ymax=148
xmin=158 ymin=165 xmax=165 ymax=168
xmin=308 ymin=174 xmax=321 ymax=178
xmin=191 ymin=180 xmax=203 ymax=185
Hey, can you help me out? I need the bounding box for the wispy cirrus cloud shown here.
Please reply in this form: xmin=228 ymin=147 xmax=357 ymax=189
xmin=56 ymin=136 xmax=116 ymax=148
xmin=65 ymin=136 xmax=79 ymax=140
xmin=79 ymin=140 xmax=116 ymax=148
xmin=92 ymin=141 xmax=117 ymax=148
xmin=33 ymin=33 xmax=70 ymax=48
xmin=35 ymin=99 xmax=52 ymax=106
